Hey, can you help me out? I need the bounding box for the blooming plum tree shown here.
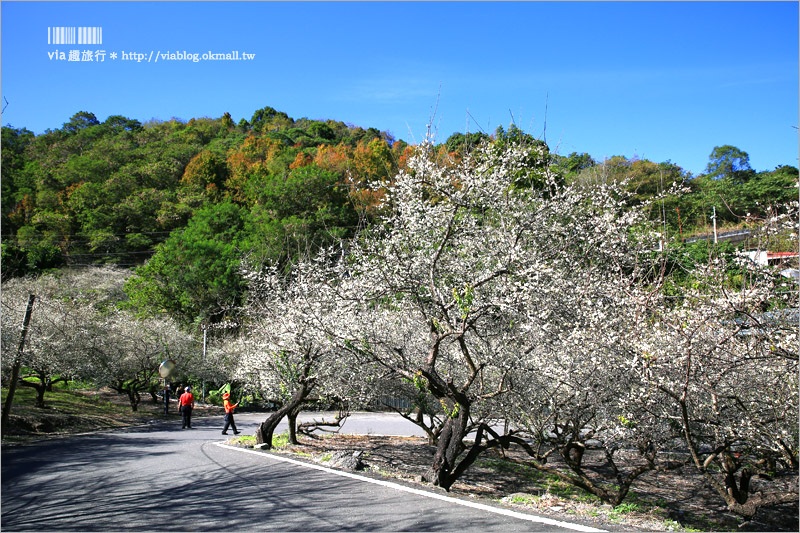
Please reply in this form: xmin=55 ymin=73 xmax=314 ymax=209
xmin=631 ymin=254 xmax=798 ymax=518
xmin=2 ymin=267 xmax=197 ymax=412
xmin=89 ymin=309 xmax=195 ymax=411
xmin=327 ymin=137 xmax=666 ymax=491
xmin=231 ymin=135 xmax=796 ymax=514
xmin=237 ymin=260 xmax=375 ymax=446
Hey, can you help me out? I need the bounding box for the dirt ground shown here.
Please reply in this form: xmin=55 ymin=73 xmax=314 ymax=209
xmin=247 ymin=433 xmax=799 ymax=533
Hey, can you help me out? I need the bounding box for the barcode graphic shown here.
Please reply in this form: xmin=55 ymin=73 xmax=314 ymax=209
xmin=48 ymin=27 xmax=103 ymax=45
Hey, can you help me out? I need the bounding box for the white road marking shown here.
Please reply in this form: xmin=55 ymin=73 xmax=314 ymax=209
xmin=215 ymin=443 xmax=607 ymax=532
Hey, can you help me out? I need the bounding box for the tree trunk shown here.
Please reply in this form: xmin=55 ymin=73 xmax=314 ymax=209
xmin=256 ymin=405 xmax=291 ymax=447
xmin=677 ymin=398 xmax=778 ymax=519
xmin=779 ymin=440 xmax=798 ymax=470
xmin=148 ymin=382 xmax=160 ymax=404
xmin=287 ymin=403 xmax=303 ymax=444
xmin=424 ymin=404 xmax=470 ymax=490
xmin=389 ymin=404 xmax=442 ymax=445
xmin=725 ymin=468 xmax=753 ymax=505
xmin=34 ymin=380 xmax=46 ymax=408
xmin=414 ymin=408 xmax=443 ymax=445
xmin=17 ymin=374 xmax=48 ymax=408
xmin=127 ymin=388 xmax=140 ymax=412
xmin=563 ymin=441 xmax=586 ymax=470
xmin=255 ymin=382 xmax=312 ymax=447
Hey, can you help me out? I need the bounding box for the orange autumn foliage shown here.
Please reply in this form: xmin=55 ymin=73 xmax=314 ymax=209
xmin=314 ymin=143 xmax=353 ymax=174
xmin=289 ymin=152 xmax=313 ymax=170
xmin=225 ymin=136 xmax=285 ymax=202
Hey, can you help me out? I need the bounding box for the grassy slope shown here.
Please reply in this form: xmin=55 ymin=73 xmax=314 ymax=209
xmin=1 ymin=383 xmax=220 ymax=444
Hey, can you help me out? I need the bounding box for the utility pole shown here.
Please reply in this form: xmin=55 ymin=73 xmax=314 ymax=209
xmin=2 ymin=294 xmax=36 ymax=427
xmin=711 ymin=206 xmax=718 ymax=244
xmin=660 ymin=170 xmax=668 ymax=252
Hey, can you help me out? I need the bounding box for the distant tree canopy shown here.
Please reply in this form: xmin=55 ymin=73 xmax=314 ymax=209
xmin=1 ymin=108 xmax=396 ymax=279
xmin=553 ymin=151 xmax=595 ymax=176
xmin=552 ymin=144 xmax=796 ymax=235
xmin=444 ymin=132 xmax=490 ymax=155
xmin=123 ymin=201 xmax=249 ymax=326
xmin=705 ymin=145 xmax=754 ymax=183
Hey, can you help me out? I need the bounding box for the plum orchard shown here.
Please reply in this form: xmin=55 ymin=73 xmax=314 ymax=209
xmin=1 ymin=270 xmax=111 ymax=408
xmin=240 ymin=138 xmax=796 ymax=516
xmin=2 ymin=268 xmax=197 ymax=411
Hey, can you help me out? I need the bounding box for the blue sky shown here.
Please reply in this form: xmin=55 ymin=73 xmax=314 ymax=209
xmin=1 ymin=1 xmax=798 ymax=176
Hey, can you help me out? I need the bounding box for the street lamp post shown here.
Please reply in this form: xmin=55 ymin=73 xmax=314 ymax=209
xmin=202 ymin=326 xmax=207 ymax=404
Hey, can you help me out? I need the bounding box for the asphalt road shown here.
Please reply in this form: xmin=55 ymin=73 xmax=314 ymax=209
xmin=1 ymin=412 xmax=608 ymax=532
xmin=237 ymin=410 xmax=433 ymax=437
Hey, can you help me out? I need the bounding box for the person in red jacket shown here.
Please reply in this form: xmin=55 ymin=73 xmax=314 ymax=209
xmin=221 ymin=392 xmax=240 ymax=435
xmin=178 ymin=386 xmax=195 ymax=429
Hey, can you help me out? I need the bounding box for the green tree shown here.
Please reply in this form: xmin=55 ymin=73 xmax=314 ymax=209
xmin=488 ymin=124 xmax=553 ymax=189
xmin=103 ymin=115 xmax=143 ymax=133
xmin=124 ymin=201 xmax=250 ymax=326
xmin=743 ymin=165 xmax=799 ymax=217
xmin=1 ymin=126 xmax=36 ymax=234
xmin=244 ymin=165 xmax=358 ymax=268
xmin=221 ymin=112 xmax=235 ymax=130
xmin=250 ymin=106 xmax=293 ymax=134
xmin=692 ymin=149 xmax=793 ymax=228
xmin=62 ymin=111 xmax=100 ymax=134
xmin=705 ymin=145 xmax=754 ymax=183
xmin=181 ymin=149 xmax=229 ymax=193
xmin=444 ymin=132 xmax=490 ymax=155
xmin=307 ymin=121 xmax=336 ymax=142
xmin=554 ymin=151 xmax=595 ymax=179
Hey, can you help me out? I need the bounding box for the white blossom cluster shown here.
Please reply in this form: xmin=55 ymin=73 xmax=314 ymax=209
xmin=236 ymin=260 xmax=374 ymax=406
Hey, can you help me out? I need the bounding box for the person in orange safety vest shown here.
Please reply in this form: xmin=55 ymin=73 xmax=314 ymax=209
xmin=221 ymin=392 xmax=240 ymax=435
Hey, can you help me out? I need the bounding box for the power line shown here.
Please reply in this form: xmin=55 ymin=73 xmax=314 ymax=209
xmin=62 ymin=250 xmax=156 ymax=257
xmin=63 ymin=263 xmax=142 ymax=268
xmin=1 ymin=229 xmax=180 ymax=240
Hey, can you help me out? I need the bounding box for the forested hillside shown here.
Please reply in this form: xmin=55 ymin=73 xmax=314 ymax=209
xmin=2 ymin=106 xmax=797 ymax=326
xmin=1 ymin=108 xmax=402 ymax=273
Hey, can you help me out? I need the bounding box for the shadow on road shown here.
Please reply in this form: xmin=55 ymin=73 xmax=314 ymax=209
xmin=3 ymin=443 xmax=481 ymax=531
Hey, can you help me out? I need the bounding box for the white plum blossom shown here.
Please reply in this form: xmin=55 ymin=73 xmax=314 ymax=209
xmin=232 ymin=137 xmax=796 ymax=513
xmin=315 ymin=138 xmax=668 ymax=492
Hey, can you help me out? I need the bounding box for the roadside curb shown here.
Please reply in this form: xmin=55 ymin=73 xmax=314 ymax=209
xmin=214 ymin=442 xmax=608 ymax=533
